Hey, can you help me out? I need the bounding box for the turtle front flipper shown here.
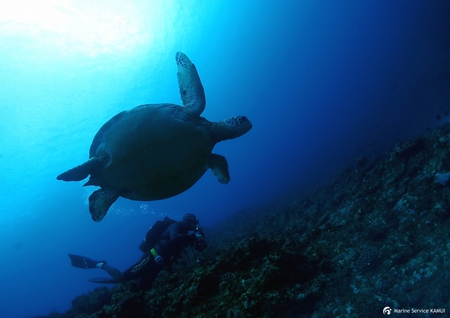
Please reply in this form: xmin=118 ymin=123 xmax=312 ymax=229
xmin=89 ymin=188 xmax=119 ymax=222
xmin=208 ymin=154 xmax=230 ymax=184
xmin=175 ymin=52 xmax=205 ymax=117
xmin=57 ymin=157 xmax=102 ymax=181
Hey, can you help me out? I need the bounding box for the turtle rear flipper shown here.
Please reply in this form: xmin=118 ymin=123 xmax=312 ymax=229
xmin=89 ymin=188 xmax=119 ymax=222
xmin=209 ymin=154 xmax=230 ymax=184
xmin=57 ymin=157 xmax=102 ymax=181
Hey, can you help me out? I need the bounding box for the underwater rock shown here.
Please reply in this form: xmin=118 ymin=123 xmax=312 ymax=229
xmin=435 ymin=171 xmax=450 ymax=185
xmin=40 ymin=123 xmax=450 ymax=318
xmin=393 ymin=137 xmax=426 ymax=159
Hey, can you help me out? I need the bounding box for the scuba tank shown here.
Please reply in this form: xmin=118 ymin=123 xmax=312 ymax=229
xmin=138 ymin=216 xmax=176 ymax=252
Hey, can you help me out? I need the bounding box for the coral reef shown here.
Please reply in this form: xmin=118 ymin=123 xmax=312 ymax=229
xmin=37 ymin=123 xmax=450 ymax=317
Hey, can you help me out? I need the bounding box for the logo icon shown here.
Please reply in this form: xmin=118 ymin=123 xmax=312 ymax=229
xmin=383 ymin=306 xmax=392 ymax=315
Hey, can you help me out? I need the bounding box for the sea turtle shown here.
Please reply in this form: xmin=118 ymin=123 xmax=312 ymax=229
xmin=57 ymin=52 xmax=252 ymax=222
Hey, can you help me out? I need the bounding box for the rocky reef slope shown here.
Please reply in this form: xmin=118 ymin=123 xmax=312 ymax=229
xmin=37 ymin=124 xmax=450 ymax=318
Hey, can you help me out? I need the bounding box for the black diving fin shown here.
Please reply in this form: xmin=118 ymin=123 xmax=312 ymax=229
xmin=68 ymin=254 xmax=106 ymax=269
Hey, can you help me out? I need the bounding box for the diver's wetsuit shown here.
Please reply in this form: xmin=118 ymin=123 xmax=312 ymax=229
xmin=101 ymin=221 xmax=194 ymax=290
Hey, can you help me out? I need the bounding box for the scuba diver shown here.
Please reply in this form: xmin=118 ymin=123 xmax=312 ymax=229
xmin=69 ymin=213 xmax=207 ymax=290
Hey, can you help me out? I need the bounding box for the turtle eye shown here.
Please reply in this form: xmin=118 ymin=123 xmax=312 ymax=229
xmin=181 ymin=89 xmax=187 ymax=96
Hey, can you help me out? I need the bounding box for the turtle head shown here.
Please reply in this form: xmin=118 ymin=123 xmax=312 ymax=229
xmin=213 ymin=115 xmax=252 ymax=142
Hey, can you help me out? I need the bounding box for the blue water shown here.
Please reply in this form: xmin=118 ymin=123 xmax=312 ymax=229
xmin=0 ymin=1 xmax=449 ymax=317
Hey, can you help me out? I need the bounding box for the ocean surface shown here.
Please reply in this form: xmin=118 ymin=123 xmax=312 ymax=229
xmin=0 ymin=1 xmax=448 ymax=317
